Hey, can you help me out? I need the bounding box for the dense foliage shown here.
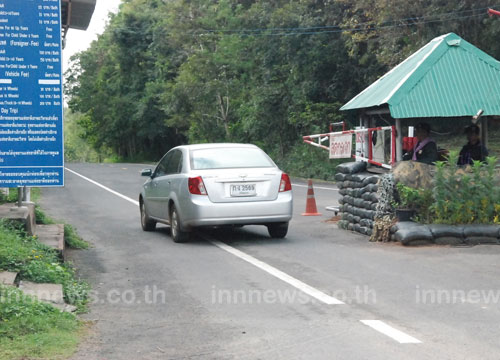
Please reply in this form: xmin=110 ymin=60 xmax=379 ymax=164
xmin=65 ymin=0 xmax=500 ymax=177
xmin=432 ymin=152 xmax=500 ymax=224
xmin=394 ymin=152 xmax=500 ymax=224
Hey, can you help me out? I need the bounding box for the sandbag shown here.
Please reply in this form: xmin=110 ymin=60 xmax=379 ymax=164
xmin=463 ymin=224 xmax=499 ymax=238
xmin=335 ymin=173 xmax=347 ymax=182
xmin=364 ymin=184 xmax=378 ymax=193
xmin=370 ymin=203 xmax=378 ymax=211
xmin=353 ymin=216 xmax=361 ymax=224
xmin=427 ymin=224 xmax=465 ymax=245
xmin=353 ymin=198 xmax=364 ymax=208
xmin=362 ymin=175 xmax=381 ymax=186
xmin=360 ymin=218 xmax=371 ymax=228
xmin=390 ymin=221 xmax=416 ymax=233
xmin=428 ymin=224 xmax=464 ymax=239
xmin=339 ymin=189 xmax=347 ymax=196
xmin=338 ymin=220 xmax=348 ymax=230
xmin=394 ymin=223 xmax=434 ymax=245
xmin=353 ymin=223 xmax=361 ymax=232
xmin=351 ymin=181 xmax=363 ymax=189
xmin=362 ymin=200 xmax=372 ymax=209
xmin=338 ymin=197 xmax=345 ymax=205
xmin=336 ymin=161 xmax=367 ymax=175
xmin=347 ymin=223 xmax=354 ymax=231
xmin=370 ymin=193 xmax=379 ymax=203
xmin=365 ymin=210 xmax=375 ymax=220
xmin=362 ymin=192 xmax=372 ymax=201
xmin=358 ymin=226 xmax=369 ymax=235
xmin=463 ymin=225 xmax=500 ymax=245
xmin=352 ymin=173 xmax=371 ymax=182
xmin=434 ymin=237 xmax=466 ymax=246
xmin=360 ymin=208 xmax=369 ymax=217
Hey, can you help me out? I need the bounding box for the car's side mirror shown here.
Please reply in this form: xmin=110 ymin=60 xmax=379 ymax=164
xmin=141 ymin=168 xmax=153 ymax=177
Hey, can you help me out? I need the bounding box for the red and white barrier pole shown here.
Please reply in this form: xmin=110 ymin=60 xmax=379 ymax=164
xmin=488 ymin=8 xmax=500 ymax=17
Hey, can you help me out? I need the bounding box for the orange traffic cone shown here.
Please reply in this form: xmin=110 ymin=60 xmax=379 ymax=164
xmin=302 ymin=179 xmax=322 ymax=216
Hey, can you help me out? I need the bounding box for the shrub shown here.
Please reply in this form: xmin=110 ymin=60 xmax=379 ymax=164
xmin=432 ymin=151 xmax=500 ymax=224
xmin=394 ymin=183 xmax=434 ymax=223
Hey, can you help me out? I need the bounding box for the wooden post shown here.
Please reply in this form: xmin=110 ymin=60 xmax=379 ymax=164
xmin=395 ymin=118 xmax=403 ymax=162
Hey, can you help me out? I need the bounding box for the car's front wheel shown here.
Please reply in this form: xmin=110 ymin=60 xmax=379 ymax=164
xmin=267 ymin=222 xmax=289 ymax=238
xmin=170 ymin=205 xmax=189 ymax=243
xmin=140 ymin=200 xmax=156 ymax=231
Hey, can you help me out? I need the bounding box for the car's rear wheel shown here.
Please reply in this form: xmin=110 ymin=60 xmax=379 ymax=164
xmin=140 ymin=200 xmax=156 ymax=231
xmin=267 ymin=222 xmax=289 ymax=238
xmin=170 ymin=205 xmax=189 ymax=243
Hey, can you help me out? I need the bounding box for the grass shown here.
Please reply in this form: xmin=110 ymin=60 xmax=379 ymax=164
xmin=0 ymin=188 xmax=18 ymax=204
xmin=0 ymin=222 xmax=90 ymax=311
xmin=0 ymin=286 xmax=82 ymax=360
xmin=0 ymin=220 xmax=89 ymax=359
xmin=35 ymin=205 xmax=89 ymax=250
xmin=64 ymin=225 xmax=89 ymax=250
xmin=0 ymin=187 xmax=90 ymax=359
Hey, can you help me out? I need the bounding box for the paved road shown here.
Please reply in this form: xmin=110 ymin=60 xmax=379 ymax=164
xmin=40 ymin=163 xmax=500 ymax=360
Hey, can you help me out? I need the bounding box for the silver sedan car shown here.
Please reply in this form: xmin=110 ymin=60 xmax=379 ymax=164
xmin=139 ymin=143 xmax=293 ymax=242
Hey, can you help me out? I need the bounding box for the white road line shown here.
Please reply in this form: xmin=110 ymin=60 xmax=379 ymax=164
xmin=292 ymin=183 xmax=338 ymax=191
xmin=360 ymin=320 xmax=422 ymax=344
xmin=206 ymin=236 xmax=344 ymax=305
xmin=65 ymin=167 xmax=343 ymax=305
xmin=65 ymin=168 xmax=139 ymax=206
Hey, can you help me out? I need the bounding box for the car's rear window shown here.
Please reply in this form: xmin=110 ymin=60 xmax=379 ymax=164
xmin=190 ymin=147 xmax=275 ymax=170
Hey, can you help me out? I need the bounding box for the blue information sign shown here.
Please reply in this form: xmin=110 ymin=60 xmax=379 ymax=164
xmin=0 ymin=0 xmax=64 ymax=187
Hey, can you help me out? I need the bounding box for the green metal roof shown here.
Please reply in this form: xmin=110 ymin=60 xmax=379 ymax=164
xmin=340 ymin=33 xmax=500 ymax=118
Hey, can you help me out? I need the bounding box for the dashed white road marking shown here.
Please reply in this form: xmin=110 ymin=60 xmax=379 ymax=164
xmin=360 ymin=320 xmax=422 ymax=344
xmin=65 ymin=167 xmax=344 ymax=305
xmin=292 ymin=183 xmax=338 ymax=191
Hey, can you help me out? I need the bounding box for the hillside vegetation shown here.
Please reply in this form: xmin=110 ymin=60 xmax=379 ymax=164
xmin=65 ymin=0 xmax=500 ymax=178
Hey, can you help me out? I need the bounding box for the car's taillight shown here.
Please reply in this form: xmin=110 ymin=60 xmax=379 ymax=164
xmin=188 ymin=176 xmax=208 ymax=195
xmin=279 ymin=173 xmax=292 ymax=192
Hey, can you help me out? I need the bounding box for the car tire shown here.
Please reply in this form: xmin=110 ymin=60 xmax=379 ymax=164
xmin=140 ymin=200 xmax=156 ymax=231
xmin=267 ymin=222 xmax=289 ymax=238
xmin=170 ymin=205 xmax=189 ymax=243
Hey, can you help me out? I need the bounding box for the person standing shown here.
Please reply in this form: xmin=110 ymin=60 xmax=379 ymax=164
xmin=457 ymin=124 xmax=489 ymax=165
xmin=403 ymin=123 xmax=438 ymax=164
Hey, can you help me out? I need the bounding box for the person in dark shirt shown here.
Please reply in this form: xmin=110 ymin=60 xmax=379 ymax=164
xmin=403 ymin=122 xmax=438 ymax=165
xmin=457 ymin=124 xmax=489 ymax=165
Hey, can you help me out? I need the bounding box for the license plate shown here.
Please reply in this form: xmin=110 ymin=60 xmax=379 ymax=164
xmin=230 ymin=184 xmax=256 ymax=197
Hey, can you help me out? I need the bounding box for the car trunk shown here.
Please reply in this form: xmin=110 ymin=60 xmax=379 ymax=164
xmin=197 ymin=168 xmax=282 ymax=203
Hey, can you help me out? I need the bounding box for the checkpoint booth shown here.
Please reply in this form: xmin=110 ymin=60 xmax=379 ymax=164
xmin=304 ymin=33 xmax=500 ymax=168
